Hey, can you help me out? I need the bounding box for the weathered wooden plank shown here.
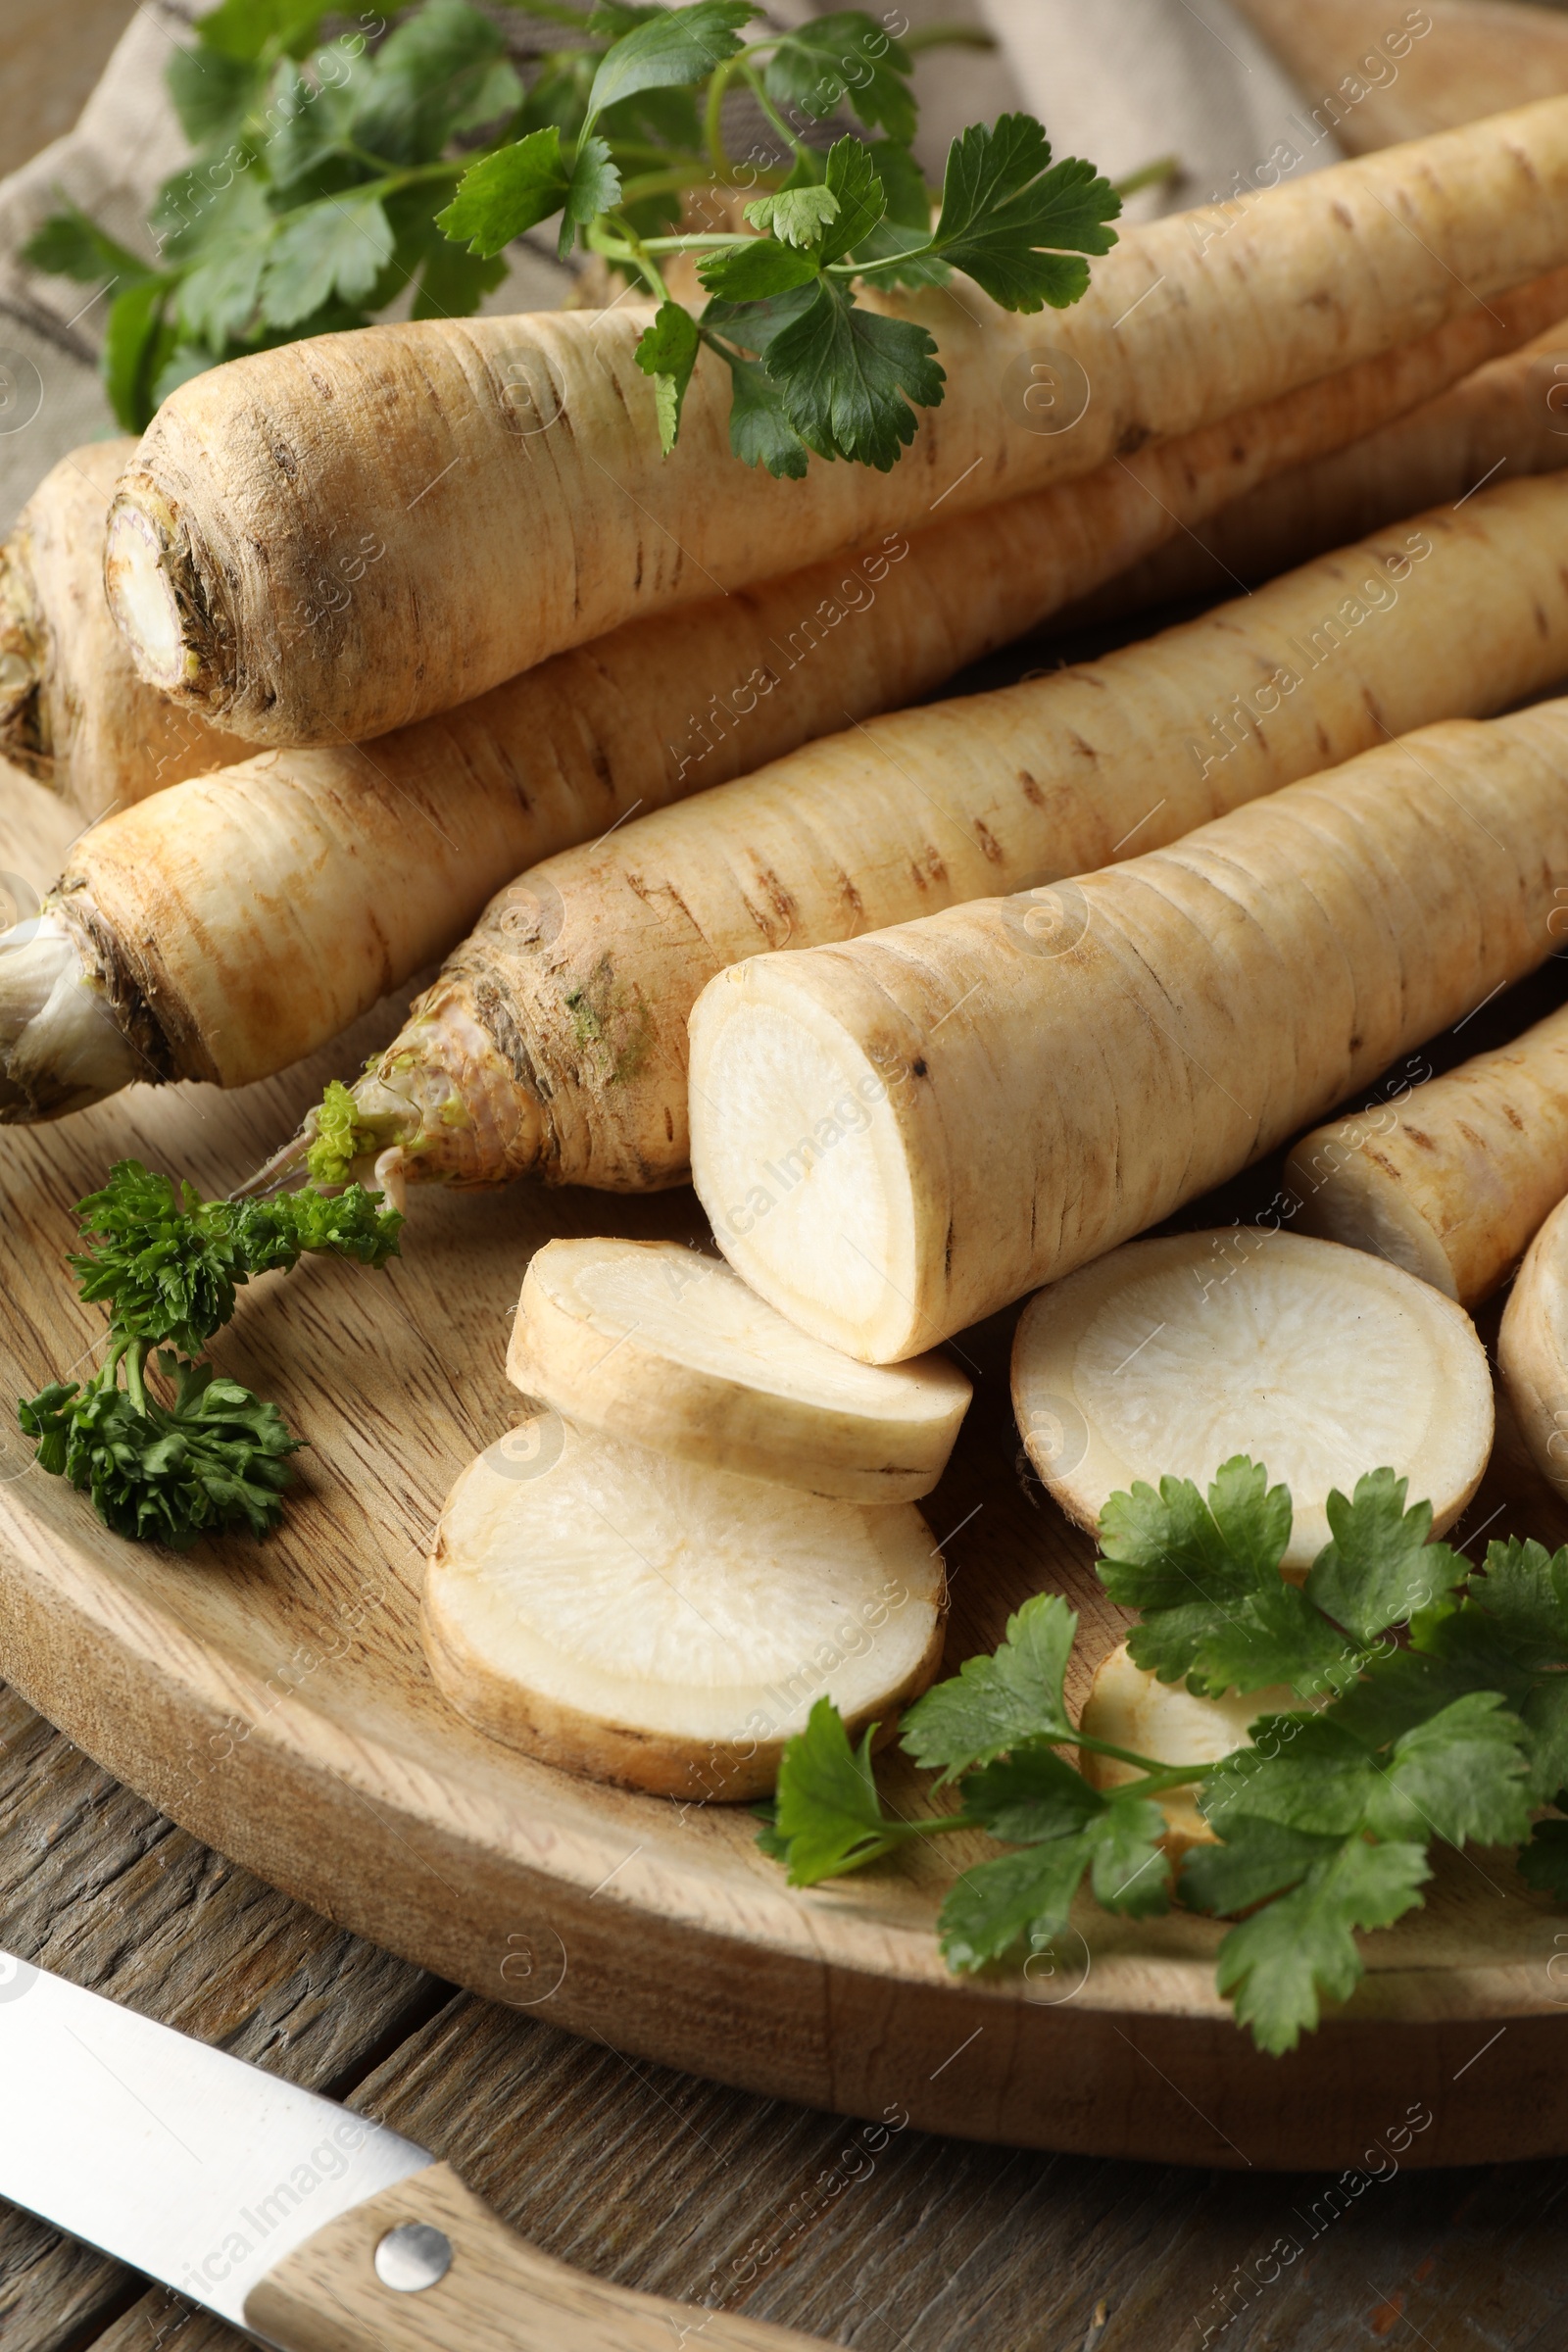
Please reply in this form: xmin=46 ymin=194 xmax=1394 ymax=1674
xmin=90 ymin=1986 xmax=1568 ymax=2352
xmin=0 ymin=1686 xmax=441 ymax=2352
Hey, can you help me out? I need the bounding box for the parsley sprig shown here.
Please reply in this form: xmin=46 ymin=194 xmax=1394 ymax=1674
xmin=18 ymin=1160 xmax=401 ymax=1549
xmin=445 ymin=51 xmax=1121 ymax=474
xmin=759 ymin=1460 xmax=1568 ymax=2054
xmin=24 ymin=0 xmax=1119 ymax=470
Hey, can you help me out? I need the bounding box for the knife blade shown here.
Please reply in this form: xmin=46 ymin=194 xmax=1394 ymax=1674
xmin=0 ymin=1947 xmax=817 ymax=2351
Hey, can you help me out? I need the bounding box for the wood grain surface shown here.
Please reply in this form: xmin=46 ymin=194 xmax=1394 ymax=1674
xmin=6 ymin=752 xmax=1568 ymax=2184
xmin=6 ymin=1650 xmax=1568 ymax=2352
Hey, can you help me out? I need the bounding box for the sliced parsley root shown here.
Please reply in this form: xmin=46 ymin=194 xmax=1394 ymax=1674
xmin=422 ymin=1422 xmax=944 ymax=1799
xmin=1011 ymin=1229 xmax=1494 ymax=1569
xmin=18 ymin=1159 xmax=402 ymax=1548
xmin=759 ymin=1460 xmax=1568 ymax=2054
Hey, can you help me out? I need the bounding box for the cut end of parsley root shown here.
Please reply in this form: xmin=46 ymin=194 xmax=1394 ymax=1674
xmin=1012 ymin=1231 xmax=1493 ymax=1572
xmin=421 ymin=1417 xmax=946 ymax=1800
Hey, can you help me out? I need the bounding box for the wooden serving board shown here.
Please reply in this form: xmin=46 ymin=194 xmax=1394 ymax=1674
xmin=5 ymin=761 xmax=1568 ymax=2175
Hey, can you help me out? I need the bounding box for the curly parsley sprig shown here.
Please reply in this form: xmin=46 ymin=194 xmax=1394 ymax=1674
xmin=758 ymin=1460 xmax=1568 ymax=2054
xmin=18 ymin=1159 xmax=402 ymax=1549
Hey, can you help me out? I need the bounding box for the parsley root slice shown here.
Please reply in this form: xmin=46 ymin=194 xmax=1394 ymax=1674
xmin=1011 ymin=1233 xmax=1493 ymax=1571
xmin=421 ymin=1415 xmax=945 ymax=1798
xmin=1064 ymin=317 xmax=1568 ymax=633
xmin=0 ymin=443 xmax=249 ymax=818
xmin=16 ymin=327 xmax=1546 ymax=1132
xmin=507 ymin=1238 xmax=970 ymax=1503
xmin=106 ymin=97 xmax=1568 ymax=747
xmin=689 ymin=700 xmax=1568 ymax=1361
xmin=1290 ymin=1002 xmax=1568 ymax=1307
xmin=1078 ymin=1642 xmax=1302 ymax=1865
xmin=1499 ymin=1193 xmax=1568 ymax=1493
xmin=308 ymin=472 xmax=1568 ymax=1198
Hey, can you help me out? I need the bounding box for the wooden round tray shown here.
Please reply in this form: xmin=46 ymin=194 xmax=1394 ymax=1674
xmin=4 ymin=767 xmax=1566 ymax=2171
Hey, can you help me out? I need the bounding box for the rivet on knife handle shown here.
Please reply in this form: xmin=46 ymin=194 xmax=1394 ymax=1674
xmin=242 ymin=2160 xmax=824 ymax=2352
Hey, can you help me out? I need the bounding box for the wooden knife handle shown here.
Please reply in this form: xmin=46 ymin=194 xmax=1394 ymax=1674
xmin=243 ymin=2160 xmax=822 ymax=2352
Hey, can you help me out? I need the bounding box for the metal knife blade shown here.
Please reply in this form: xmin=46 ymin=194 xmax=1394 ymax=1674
xmin=0 ymin=1946 xmax=431 ymax=2330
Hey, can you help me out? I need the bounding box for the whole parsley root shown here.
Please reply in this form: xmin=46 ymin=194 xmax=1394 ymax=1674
xmin=1291 ymin=1001 xmax=1568 ymax=1309
xmin=0 ymin=443 xmax=250 ymax=817
xmin=296 ymin=469 xmax=1568 ymax=1198
xmin=13 ymin=284 xmax=1568 ymax=824
xmin=1060 ymin=318 xmax=1568 ymax=632
xmin=105 ymin=109 xmax=1118 ymax=749
xmin=690 ymin=694 xmax=1568 ymax=1362
xmin=1500 ymin=1195 xmax=1568 ymax=1494
xmin=17 ymin=1161 xmax=402 ymax=1548
xmin=18 ymin=303 xmax=1554 ymax=1135
xmin=759 ymin=1459 xmax=1568 ymax=2055
xmin=104 ymin=99 xmax=1568 ymax=747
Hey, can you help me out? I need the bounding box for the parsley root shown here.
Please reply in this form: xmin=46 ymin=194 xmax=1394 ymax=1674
xmin=1064 ymin=317 xmax=1568 ymax=630
xmin=106 ymin=97 xmax=1568 ymax=746
xmin=1011 ymin=1231 xmax=1494 ymax=1566
xmin=0 ymin=443 xmax=248 ymax=817
xmin=422 ymin=1414 xmax=945 ymax=1798
xmin=8 ymin=302 xmax=1537 ymax=1125
xmin=1500 ymin=1194 xmax=1568 ymax=1493
xmin=1289 ymin=1003 xmax=1568 ymax=1306
xmin=689 ymin=700 xmax=1568 ymax=1360
xmin=314 ymin=474 xmax=1568 ymax=1196
xmin=507 ymin=1237 xmax=970 ymax=1501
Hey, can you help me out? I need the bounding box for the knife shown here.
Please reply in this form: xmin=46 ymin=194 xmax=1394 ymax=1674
xmin=0 ymin=1947 xmax=820 ymax=2349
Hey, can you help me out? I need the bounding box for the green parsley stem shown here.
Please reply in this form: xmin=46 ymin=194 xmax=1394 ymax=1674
xmin=1068 ymin=1730 xmax=1210 ymax=1783
xmin=122 ymin=1337 xmax=150 ymax=1418
xmin=612 ymin=143 xmax=715 ymax=173
xmin=587 ymin=220 xmax=669 ymax=304
xmin=1111 ymin=153 xmax=1182 ymax=200
xmin=827 ymin=240 xmax=938 ymax=278
xmin=703 ymin=56 xmax=742 ymax=179
xmin=342 ymin=139 xmax=409 ymax=177
xmin=634 ymin=231 xmax=755 ymax=251
xmin=295 ymin=159 xmax=464 ymax=213
xmin=617 ymin=164 xmax=790 ymax=206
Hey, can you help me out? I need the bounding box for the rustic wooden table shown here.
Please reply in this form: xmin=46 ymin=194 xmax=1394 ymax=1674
xmin=6 ymin=1653 xmax=1568 ymax=2352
